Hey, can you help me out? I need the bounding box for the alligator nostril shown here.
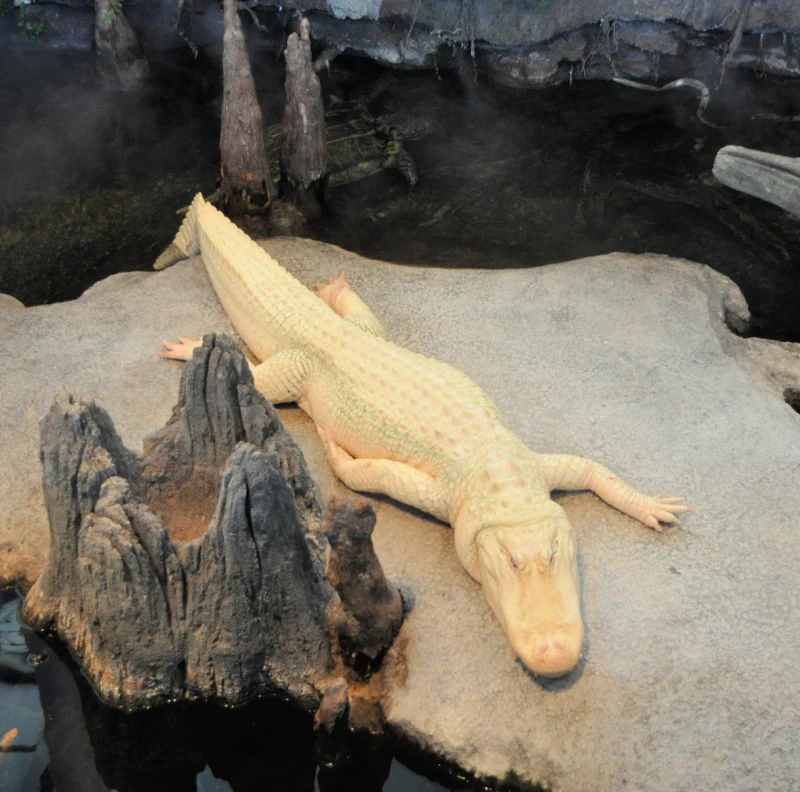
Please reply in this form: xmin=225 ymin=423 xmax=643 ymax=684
xmin=553 ymin=640 xmax=566 ymax=652
xmin=538 ymin=641 xmax=550 ymax=655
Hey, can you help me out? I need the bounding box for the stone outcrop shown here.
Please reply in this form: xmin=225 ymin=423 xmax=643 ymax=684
xmin=3 ymin=0 xmax=799 ymax=85
xmin=21 ymin=334 xmax=402 ymax=710
xmin=273 ymin=1 xmax=800 ymax=85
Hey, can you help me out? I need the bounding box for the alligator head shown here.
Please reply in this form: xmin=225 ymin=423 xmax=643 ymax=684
xmin=713 ymin=145 xmax=800 ymax=219
xmin=473 ymin=500 xmax=584 ymax=678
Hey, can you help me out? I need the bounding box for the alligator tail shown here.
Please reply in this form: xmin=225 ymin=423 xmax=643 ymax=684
xmin=153 ymin=193 xmax=205 ymax=270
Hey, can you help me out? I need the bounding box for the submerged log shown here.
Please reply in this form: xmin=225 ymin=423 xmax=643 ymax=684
xmin=23 ymin=335 xmax=402 ymax=710
xmin=713 ymin=145 xmax=800 ymax=219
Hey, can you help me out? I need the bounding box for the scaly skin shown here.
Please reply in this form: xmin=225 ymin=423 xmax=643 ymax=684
xmin=156 ymin=195 xmax=689 ymax=677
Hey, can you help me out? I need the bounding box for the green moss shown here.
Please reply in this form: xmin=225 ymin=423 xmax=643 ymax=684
xmin=101 ymin=0 xmax=125 ymax=25
xmin=0 ymin=176 xmax=214 ymax=306
xmin=17 ymin=5 xmax=45 ymax=43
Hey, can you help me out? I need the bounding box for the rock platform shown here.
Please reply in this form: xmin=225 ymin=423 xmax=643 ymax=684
xmin=1 ymin=239 xmax=798 ymax=791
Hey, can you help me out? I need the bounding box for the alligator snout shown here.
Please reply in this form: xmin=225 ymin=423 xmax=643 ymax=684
xmin=513 ymin=627 xmax=583 ymax=678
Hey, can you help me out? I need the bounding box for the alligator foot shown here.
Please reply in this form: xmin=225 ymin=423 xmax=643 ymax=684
xmin=316 ymin=425 xmax=355 ymax=469
xmin=158 ymin=336 xmax=203 ymax=362
xmin=315 ymin=271 xmax=350 ymax=310
xmin=315 ymin=272 xmax=387 ymax=338
xmin=634 ymin=496 xmax=691 ymax=532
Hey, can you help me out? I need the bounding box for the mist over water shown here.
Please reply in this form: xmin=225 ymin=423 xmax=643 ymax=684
xmin=316 ymin=60 xmax=800 ymax=340
xmin=0 ymin=51 xmax=220 ymax=207
xmin=1 ymin=44 xmax=798 ymax=338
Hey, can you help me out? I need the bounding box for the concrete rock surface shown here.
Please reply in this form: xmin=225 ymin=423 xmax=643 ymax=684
xmin=1 ymin=240 xmax=799 ymax=791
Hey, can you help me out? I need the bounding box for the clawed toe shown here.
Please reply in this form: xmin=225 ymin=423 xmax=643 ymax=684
xmin=644 ymin=515 xmax=664 ymax=532
xmin=640 ymin=494 xmax=691 ymax=532
xmin=157 ymin=336 xmax=202 ymax=362
xmin=316 ymin=425 xmax=355 ymax=469
xmin=655 ymin=510 xmax=682 ymax=526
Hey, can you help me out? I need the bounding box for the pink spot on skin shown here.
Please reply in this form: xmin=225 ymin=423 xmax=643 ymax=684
xmin=553 ymin=640 xmax=566 ymax=652
xmin=538 ymin=642 xmax=550 ymax=655
xmin=608 ymin=476 xmax=615 ymax=481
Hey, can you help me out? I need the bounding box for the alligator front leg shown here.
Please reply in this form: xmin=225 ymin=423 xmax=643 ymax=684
xmin=315 ymin=271 xmax=386 ymax=339
xmin=158 ymin=336 xmax=203 ymax=361
xmin=251 ymin=348 xmax=312 ymax=404
xmin=539 ymin=454 xmax=690 ymax=531
xmin=317 ymin=427 xmax=447 ymax=521
xmin=160 ymin=338 xmax=310 ymax=404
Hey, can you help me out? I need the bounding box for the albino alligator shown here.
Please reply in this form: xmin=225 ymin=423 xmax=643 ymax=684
xmin=155 ymin=195 xmax=688 ymax=678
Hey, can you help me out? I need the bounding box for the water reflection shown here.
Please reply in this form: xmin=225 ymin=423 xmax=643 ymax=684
xmin=0 ymin=589 xmax=48 ymax=791
xmin=1 ymin=589 xmax=458 ymax=792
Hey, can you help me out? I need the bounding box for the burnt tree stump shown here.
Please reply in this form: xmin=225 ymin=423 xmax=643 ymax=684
xmin=281 ymin=17 xmax=326 ymax=215
xmin=219 ymin=0 xmax=274 ymax=214
xmin=94 ymin=0 xmax=150 ymax=91
xmin=326 ymin=500 xmax=404 ymax=672
xmin=23 ymin=335 xmax=403 ymax=710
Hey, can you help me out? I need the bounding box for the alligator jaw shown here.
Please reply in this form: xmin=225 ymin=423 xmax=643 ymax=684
xmin=713 ymin=145 xmax=800 ymax=218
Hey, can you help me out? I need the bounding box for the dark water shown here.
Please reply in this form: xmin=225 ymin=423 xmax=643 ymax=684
xmin=0 ymin=50 xmax=798 ymax=340
xmin=0 ymin=588 xmax=489 ymax=792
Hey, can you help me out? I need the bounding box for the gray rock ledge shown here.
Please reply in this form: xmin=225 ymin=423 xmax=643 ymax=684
xmin=1 ymin=240 xmax=798 ymax=790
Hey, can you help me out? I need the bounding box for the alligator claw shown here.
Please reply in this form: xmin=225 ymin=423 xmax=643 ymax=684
xmin=157 ymin=336 xmax=203 ymax=362
xmin=640 ymin=495 xmax=691 ymax=531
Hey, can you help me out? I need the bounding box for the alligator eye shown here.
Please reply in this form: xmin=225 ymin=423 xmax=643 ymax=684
xmin=553 ymin=540 xmax=559 ymax=556
xmin=509 ymin=553 xmax=522 ymax=570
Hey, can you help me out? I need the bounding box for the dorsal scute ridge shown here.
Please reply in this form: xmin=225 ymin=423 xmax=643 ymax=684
xmin=191 ymin=199 xmax=354 ymax=353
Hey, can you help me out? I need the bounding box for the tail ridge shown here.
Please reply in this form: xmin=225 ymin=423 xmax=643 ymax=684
xmin=154 ymin=193 xmax=205 ymax=271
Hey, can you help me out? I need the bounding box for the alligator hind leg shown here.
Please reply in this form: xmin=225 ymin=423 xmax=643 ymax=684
xmin=317 ymin=426 xmax=447 ymax=521
xmin=315 ymin=271 xmax=386 ymax=338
